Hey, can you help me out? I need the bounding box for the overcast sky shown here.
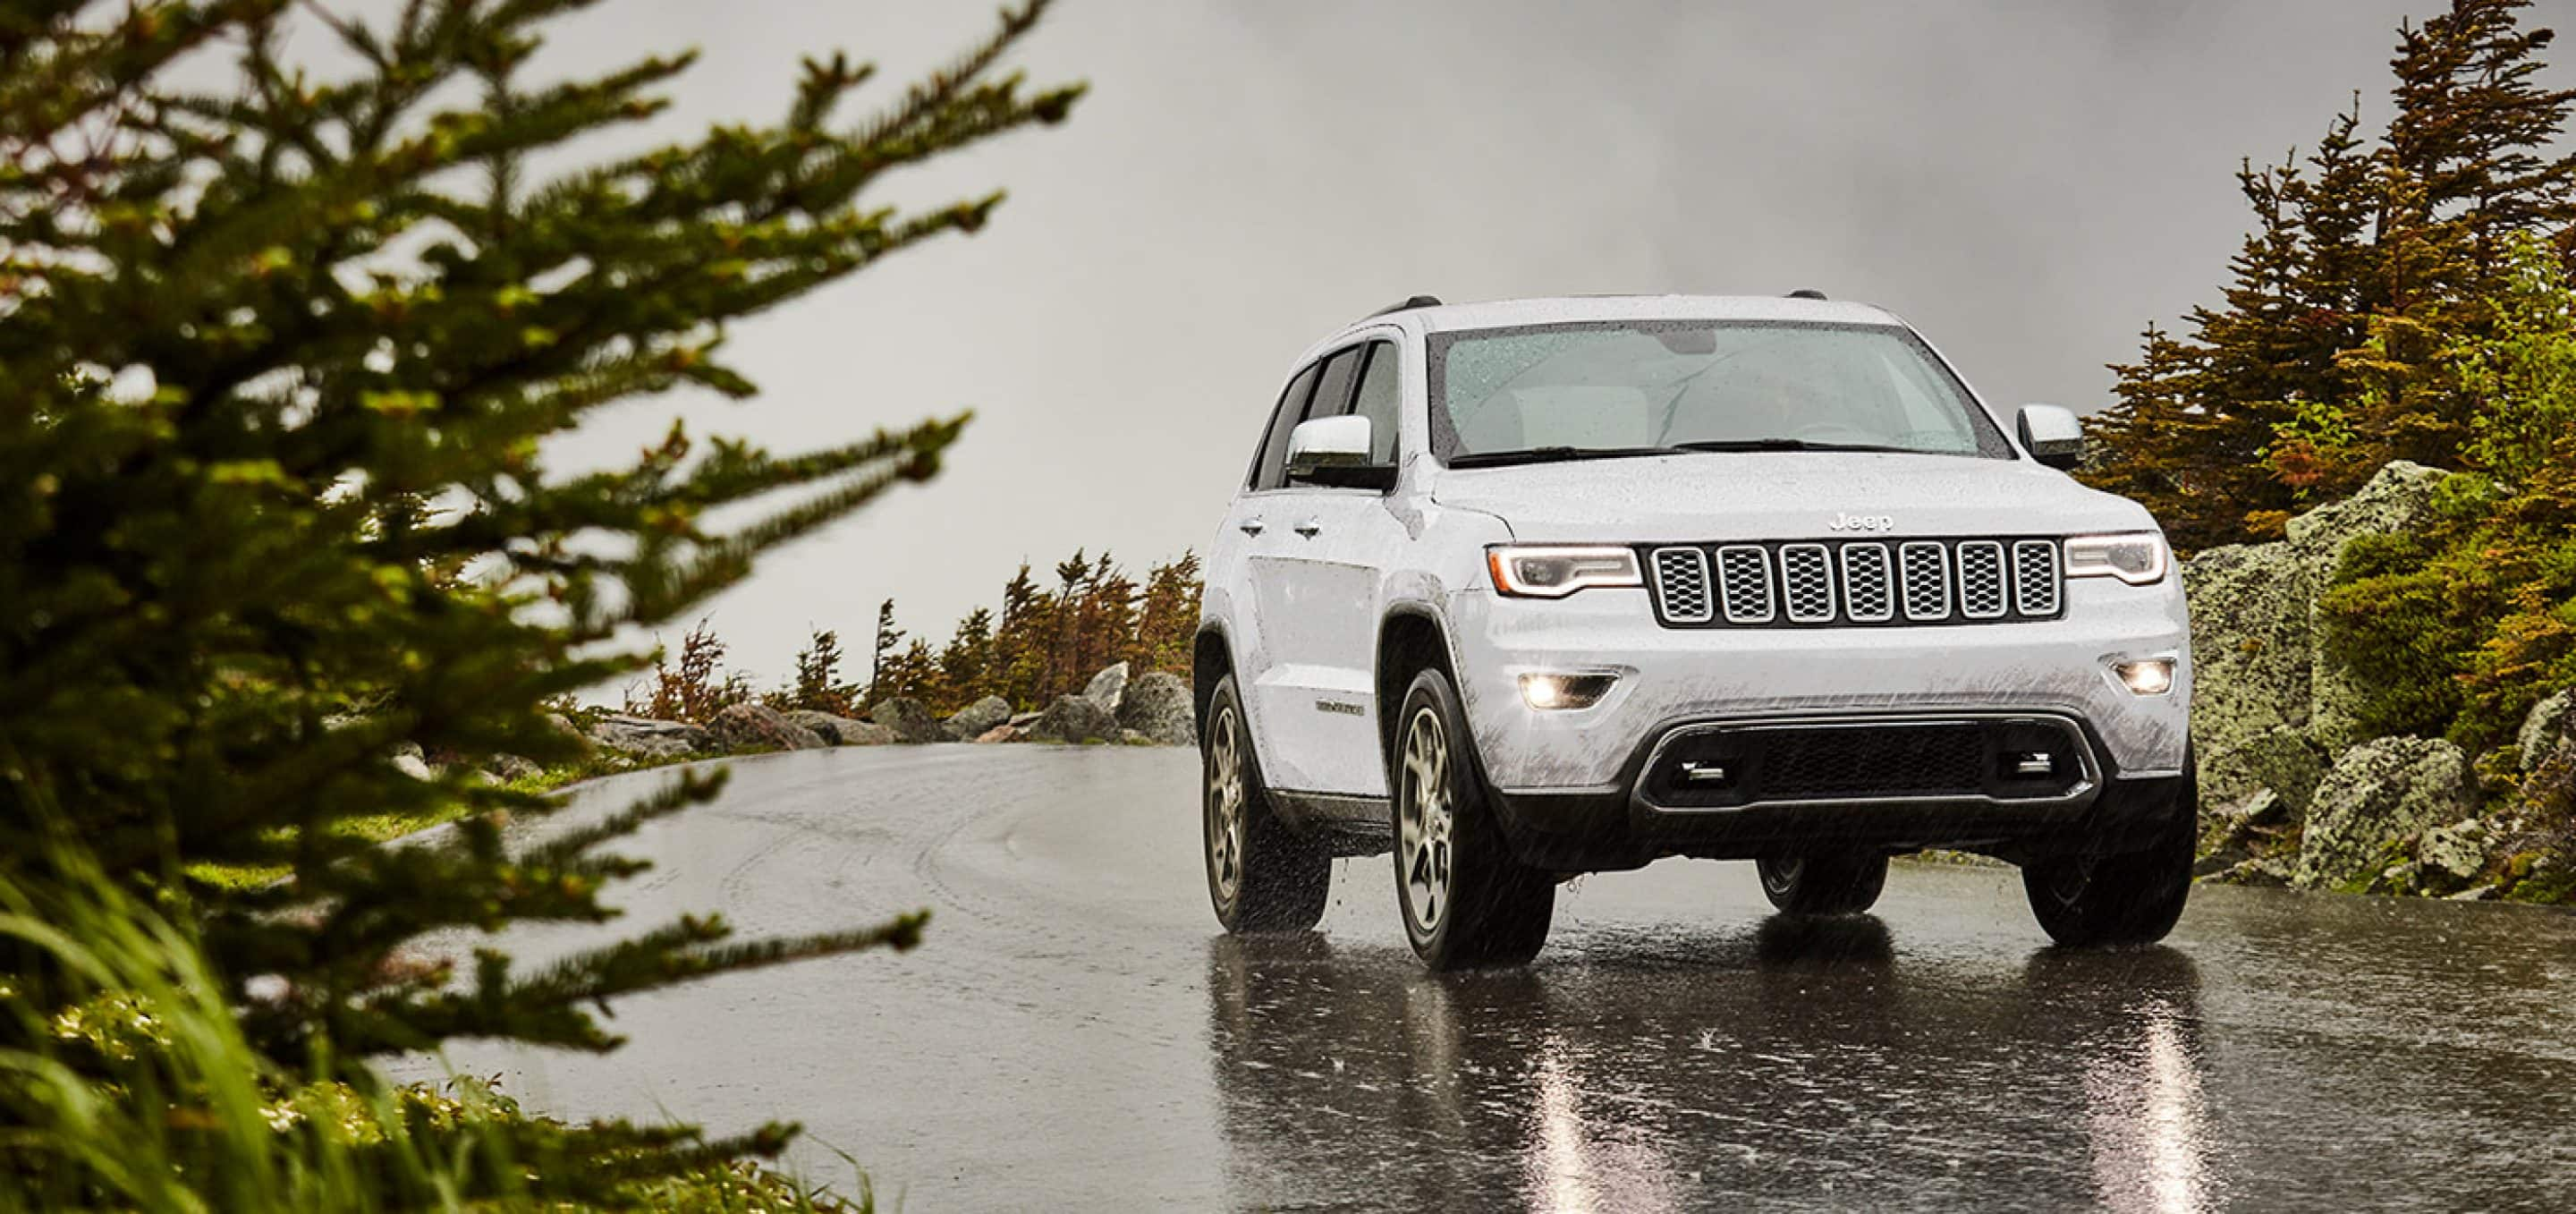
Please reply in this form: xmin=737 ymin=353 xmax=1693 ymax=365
xmin=501 ymin=0 xmax=2548 ymax=691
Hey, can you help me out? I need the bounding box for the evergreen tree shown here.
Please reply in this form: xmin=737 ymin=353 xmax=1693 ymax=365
xmin=1072 ymin=548 xmax=1139 ymax=681
xmin=1131 ymin=551 xmax=1203 ymax=675
xmin=993 ymin=562 xmax=1050 ymax=708
xmin=0 ymin=0 xmax=1079 ymax=1201
xmin=878 ymin=636 xmax=941 ymax=706
xmin=2085 ymin=0 xmax=2576 ymax=548
xmin=2387 ymin=0 xmax=2576 ymax=264
xmin=787 ymin=627 xmax=853 ymax=715
xmin=868 ymin=597 xmax=904 ymax=707
xmin=1047 ymin=548 xmax=1093 ymax=696
xmin=938 ymin=607 xmax=996 ymax=704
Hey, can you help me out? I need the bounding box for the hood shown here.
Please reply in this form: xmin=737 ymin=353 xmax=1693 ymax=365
xmin=1428 ymin=451 xmax=2157 ymax=543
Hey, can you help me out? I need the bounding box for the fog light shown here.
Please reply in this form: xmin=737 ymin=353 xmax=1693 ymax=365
xmin=2113 ymin=658 xmax=2175 ymax=696
xmin=1520 ymin=672 xmax=1616 ymax=710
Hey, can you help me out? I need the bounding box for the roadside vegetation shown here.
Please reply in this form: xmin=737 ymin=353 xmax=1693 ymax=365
xmin=2080 ymin=0 xmax=2576 ymax=900
xmin=625 ymin=548 xmax=1202 ymax=724
xmin=0 ymin=0 xmax=1080 ymax=1206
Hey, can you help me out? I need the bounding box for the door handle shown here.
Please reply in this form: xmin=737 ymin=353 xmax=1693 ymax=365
xmin=1292 ymin=519 xmax=1322 ymax=538
xmin=1239 ymin=519 xmax=1266 ymax=536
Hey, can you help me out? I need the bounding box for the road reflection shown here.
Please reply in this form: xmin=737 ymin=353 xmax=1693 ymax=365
xmin=1206 ymin=923 xmax=2216 ymax=1211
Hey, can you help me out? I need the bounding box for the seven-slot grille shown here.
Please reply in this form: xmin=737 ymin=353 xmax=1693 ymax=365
xmin=1645 ymin=538 xmax=2063 ymax=628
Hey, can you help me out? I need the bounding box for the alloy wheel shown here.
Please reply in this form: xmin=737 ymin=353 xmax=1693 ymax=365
xmin=1399 ymin=705 xmax=1456 ymax=932
xmin=1207 ymin=704 xmax=1247 ymax=905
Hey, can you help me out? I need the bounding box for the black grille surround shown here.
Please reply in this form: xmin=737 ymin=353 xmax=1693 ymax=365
xmin=1641 ymin=536 xmax=2063 ymax=629
xmin=1639 ymin=715 xmax=2097 ymax=811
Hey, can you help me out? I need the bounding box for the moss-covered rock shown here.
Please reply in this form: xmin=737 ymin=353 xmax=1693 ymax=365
xmin=2419 ymin=819 xmax=2494 ymax=883
xmin=2294 ymin=736 xmax=2478 ymax=890
xmin=2185 ymin=544 xmax=2317 ymax=804
xmin=2185 ymin=461 xmax=2450 ymax=804
xmin=2519 ymin=689 xmax=2574 ymax=773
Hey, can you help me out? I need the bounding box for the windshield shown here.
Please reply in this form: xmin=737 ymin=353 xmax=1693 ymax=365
xmin=1427 ymin=320 xmax=2013 ymax=463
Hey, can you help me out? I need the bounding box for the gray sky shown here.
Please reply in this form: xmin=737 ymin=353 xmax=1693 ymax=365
xmin=518 ymin=0 xmax=2546 ymax=691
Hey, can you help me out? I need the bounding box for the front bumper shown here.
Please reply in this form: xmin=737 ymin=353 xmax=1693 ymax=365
xmin=1490 ymin=762 xmax=2192 ymax=870
xmin=1444 ymin=578 xmax=2192 ymax=868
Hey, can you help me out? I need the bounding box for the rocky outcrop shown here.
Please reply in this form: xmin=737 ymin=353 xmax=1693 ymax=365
xmin=2293 ymin=736 xmax=2477 ymax=891
xmin=2419 ymin=819 xmax=2494 ymax=883
xmin=392 ymin=742 xmax=435 ymax=781
xmin=784 ymin=709 xmax=894 ymax=746
xmin=1116 ymin=671 xmax=1195 ymax=746
xmin=944 ymin=695 xmax=1013 ymax=741
xmin=709 ymin=702 xmax=827 ymax=751
xmin=2188 ymin=461 xmax=2449 ymax=809
xmin=2177 ymin=463 xmax=2576 ymax=903
xmin=1030 ymin=693 xmax=1116 ymax=743
xmin=1081 ymin=662 xmax=1131 ymax=714
xmin=2520 ymin=689 xmax=2573 ymax=772
xmin=545 ymin=713 xmax=595 ymax=753
xmin=589 ymin=714 xmax=715 ymax=758
xmin=869 ymin=697 xmax=945 ymax=744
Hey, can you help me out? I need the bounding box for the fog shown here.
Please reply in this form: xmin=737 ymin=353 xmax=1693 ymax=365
xmin=510 ymin=0 xmax=2478 ymax=687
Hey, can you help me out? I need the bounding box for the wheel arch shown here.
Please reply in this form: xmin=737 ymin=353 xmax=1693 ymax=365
xmin=1191 ymin=622 xmax=1234 ymax=741
xmin=1375 ymin=603 xmax=1460 ymax=765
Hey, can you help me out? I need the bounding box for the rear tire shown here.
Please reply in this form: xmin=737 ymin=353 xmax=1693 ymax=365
xmin=1392 ymin=668 xmax=1554 ymax=970
xmin=1756 ymin=853 xmax=1889 ymax=915
xmin=2021 ymin=768 xmax=2197 ymax=947
xmin=1202 ymin=676 xmax=1329 ymax=932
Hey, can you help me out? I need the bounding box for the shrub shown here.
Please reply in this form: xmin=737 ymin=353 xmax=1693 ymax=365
xmin=0 ymin=0 xmax=1079 ymax=1202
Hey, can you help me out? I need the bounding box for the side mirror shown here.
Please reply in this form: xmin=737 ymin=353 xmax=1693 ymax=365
xmin=1285 ymin=415 xmax=1395 ymax=490
xmin=2017 ymin=403 xmax=2085 ymax=471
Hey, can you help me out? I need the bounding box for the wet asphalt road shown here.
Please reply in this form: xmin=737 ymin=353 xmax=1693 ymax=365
xmin=411 ymin=746 xmax=2576 ymax=1211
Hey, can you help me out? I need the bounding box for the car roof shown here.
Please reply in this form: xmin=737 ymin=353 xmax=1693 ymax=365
xmin=1288 ymin=294 xmax=1914 ymax=372
xmin=1402 ymin=293 xmax=1902 ymax=334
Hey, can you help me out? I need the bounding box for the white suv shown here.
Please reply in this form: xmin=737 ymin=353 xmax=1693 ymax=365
xmin=1193 ymin=294 xmax=2193 ymax=969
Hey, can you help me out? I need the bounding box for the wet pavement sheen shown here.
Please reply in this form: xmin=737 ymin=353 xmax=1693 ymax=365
xmin=415 ymin=747 xmax=2576 ymax=1211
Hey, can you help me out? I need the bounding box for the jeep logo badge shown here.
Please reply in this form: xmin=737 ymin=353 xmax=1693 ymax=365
xmin=1828 ymin=513 xmax=1895 ymax=532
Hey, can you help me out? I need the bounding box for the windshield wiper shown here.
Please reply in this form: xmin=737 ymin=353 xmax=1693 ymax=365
xmin=1670 ymin=438 xmax=1921 ymax=455
xmin=1445 ymin=446 xmax=1682 ymax=468
xmin=1448 ymin=439 xmax=1931 ymax=468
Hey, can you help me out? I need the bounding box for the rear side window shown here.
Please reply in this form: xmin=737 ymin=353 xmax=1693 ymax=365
xmin=1347 ymin=342 xmax=1401 ymax=466
xmin=1249 ymin=361 xmax=1324 ymax=490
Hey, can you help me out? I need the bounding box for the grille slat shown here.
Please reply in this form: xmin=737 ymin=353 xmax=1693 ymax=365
xmin=1646 ymin=537 xmax=2063 ymax=628
xmin=1899 ymin=541 xmax=1952 ymax=621
xmin=1956 ymin=541 xmax=2007 ymax=619
xmin=1716 ymin=546 xmax=1775 ymax=624
xmin=2012 ymin=540 xmax=2060 ymax=616
xmin=1842 ymin=543 xmax=1894 ymax=623
xmin=1763 ymin=724 xmax=1987 ymax=798
xmin=1779 ymin=544 xmax=1835 ymax=624
xmin=1651 ymin=548 xmax=1712 ymax=624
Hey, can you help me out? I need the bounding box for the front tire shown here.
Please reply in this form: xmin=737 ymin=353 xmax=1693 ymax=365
xmin=1202 ymin=676 xmax=1329 ymax=932
xmin=1393 ymin=668 xmax=1554 ymax=970
xmin=2021 ymin=772 xmax=2197 ymax=947
xmin=1756 ymin=853 xmax=1888 ymax=915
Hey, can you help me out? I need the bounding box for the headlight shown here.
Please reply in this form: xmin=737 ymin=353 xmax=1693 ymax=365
xmin=1486 ymin=546 xmax=1643 ymax=599
xmin=2063 ymin=532 xmax=2168 ymax=585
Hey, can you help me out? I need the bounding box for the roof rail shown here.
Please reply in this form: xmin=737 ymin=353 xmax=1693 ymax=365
xmin=1367 ymin=294 xmax=1443 ymax=318
xmin=1785 ymin=289 xmax=1828 ymax=301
